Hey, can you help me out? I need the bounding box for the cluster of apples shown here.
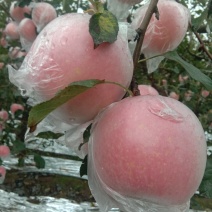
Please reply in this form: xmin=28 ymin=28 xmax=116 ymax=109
xmin=8 ymin=0 xmax=207 ymax=211
xmin=0 ymin=103 xmax=24 ymax=183
xmin=4 ymin=1 xmax=57 ymax=52
xmin=0 ymin=103 xmax=24 ymax=132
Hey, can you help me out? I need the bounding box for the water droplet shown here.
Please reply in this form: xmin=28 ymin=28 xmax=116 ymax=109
xmin=148 ymin=97 xmax=184 ymax=122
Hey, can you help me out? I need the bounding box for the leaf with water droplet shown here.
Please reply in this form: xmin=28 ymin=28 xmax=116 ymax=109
xmin=89 ymin=11 xmax=119 ymax=48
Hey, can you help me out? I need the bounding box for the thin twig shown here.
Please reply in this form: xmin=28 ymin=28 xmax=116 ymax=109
xmin=190 ymin=24 xmax=212 ymax=61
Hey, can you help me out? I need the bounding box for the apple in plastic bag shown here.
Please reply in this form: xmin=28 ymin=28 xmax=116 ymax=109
xmin=5 ymin=22 xmax=20 ymax=40
xmin=9 ymin=1 xmax=31 ymax=23
xmin=18 ymin=18 xmax=37 ymax=42
xmin=31 ymin=2 xmax=57 ymax=32
xmin=9 ymin=13 xmax=133 ymax=124
xmin=131 ymin=0 xmax=190 ymax=73
xmin=90 ymin=95 xmax=207 ymax=206
xmin=138 ymin=84 xmax=159 ymax=96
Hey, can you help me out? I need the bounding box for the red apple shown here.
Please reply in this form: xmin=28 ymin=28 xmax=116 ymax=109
xmin=9 ymin=13 xmax=133 ymax=124
xmin=169 ymin=91 xmax=180 ymax=100
xmin=5 ymin=22 xmax=20 ymax=40
xmin=89 ymin=95 xmax=207 ymax=207
xmin=0 ymin=145 xmax=10 ymax=159
xmin=9 ymin=1 xmax=31 ymax=23
xmin=31 ymin=2 xmax=57 ymax=32
xmin=138 ymin=84 xmax=159 ymax=96
xmin=10 ymin=103 xmax=24 ymax=114
xmin=18 ymin=18 xmax=37 ymax=42
xmin=131 ymin=0 xmax=190 ymax=72
xmin=0 ymin=110 xmax=9 ymax=121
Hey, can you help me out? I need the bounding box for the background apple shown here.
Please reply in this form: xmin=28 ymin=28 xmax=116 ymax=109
xmin=18 ymin=18 xmax=37 ymax=42
xmin=0 ymin=145 xmax=10 ymax=159
xmin=31 ymin=2 xmax=57 ymax=33
xmin=138 ymin=84 xmax=159 ymax=96
xmin=5 ymin=22 xmax=20 ymax=40
xmin=9 ymin=1 xmax=31 ymax=23
xmin=89 ymin=95 xmax=207 ymax=207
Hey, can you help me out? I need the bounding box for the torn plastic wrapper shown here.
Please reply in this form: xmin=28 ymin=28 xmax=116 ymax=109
xmin=107 ymin=0 xmax=142 ymax=21
xmin=131 ymin=0 xmax=190 ymax=73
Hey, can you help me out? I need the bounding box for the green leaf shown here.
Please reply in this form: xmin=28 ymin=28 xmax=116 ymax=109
xmin=28 ymin=79 xmax=105 ymax=132
xmin=34 ymin=154 xmax=45 ymax=169
xmin=18 ymin=157 xmax=25 ymax=167
xmin=89 ymin=11 xmax=119 ymax=48
xmin=0 ymin=158 xmax=2 ymax=166
xmin=79 ymin=124 xmax=92 ymax=151
xmin=191 ymin=9 xmax=208 ymax=31
xmin=165 ymin=51 xmax=212 ymax=91
xmin=12 ymin=140 xmax=26 ymax=154
xmin=36 ymin=131 xmax=64 ymax=140
xmin=80 ymin=155 xmax=88 ymax=177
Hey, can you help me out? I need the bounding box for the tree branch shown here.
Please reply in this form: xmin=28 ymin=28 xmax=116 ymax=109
xmin=190 ymin=24 xmax=212 ymax=61
xmin=133 ymin=0 xmax=159 ymax=68
xmin=130 ymin=0 xmax=159 ymax=96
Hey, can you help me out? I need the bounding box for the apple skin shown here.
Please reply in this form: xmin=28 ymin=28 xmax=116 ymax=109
xmin=90 ymin=95 xmax=207 ymax=206
xmin=0 ymin=145 xmax=10 ymax=159
xmin=138 ymin=84 xmax=159 ymax=96
xmin=5 ymin=22 xmax=20 ymax=40
xmin=12 ymin=13 xmax=133 ymax=124
xmin=18 ymin=18 xmax=37 ymax=42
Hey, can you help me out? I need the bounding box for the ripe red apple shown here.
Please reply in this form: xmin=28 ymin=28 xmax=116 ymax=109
xmin=5 ymin=22 xmax=20 ymax=40
xmin=18 ymin=18 xmax=37 ymax=42
xmin=89 ymin=95 xmax=207 ymax=207
xmin=9 ymin=13 xmax=133 ymax=124
xmin=0 ymin=145 xmax=10 ymax=159
xmin=169 ymin=91 xmax=180 ymax=100
xmin=31 ymin=2 xmax=57 ymax=32
xmin=138 ymin=84 xmax=159 ymax=96
xmin=131 ymin=0 xmax=190 ymax=72
xmin=0 ymin=110 xmax=9 ymax=121
xmin=9 ymin=1 xmax=31 ymax=23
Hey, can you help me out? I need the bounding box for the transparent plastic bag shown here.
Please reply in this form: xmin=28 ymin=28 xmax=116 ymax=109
xmin=131 ymin=0 xmax=190 ymax=73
